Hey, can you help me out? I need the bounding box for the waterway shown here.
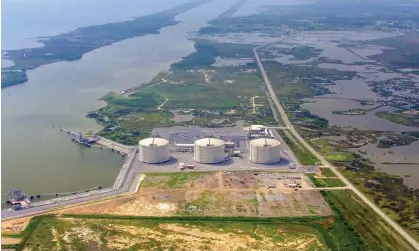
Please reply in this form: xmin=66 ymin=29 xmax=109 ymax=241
xmin=259 ymin=30 xmax=419 ymax=188
xmin=1 ymin=0 xmax=233 ymax=202
xmin=350 ymin=141 xmax=419 ymax=189
xmin=1 ymin=0 xmax=192 ymax=50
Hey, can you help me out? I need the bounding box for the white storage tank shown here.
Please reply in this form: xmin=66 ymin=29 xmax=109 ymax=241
xmin=194 ymin=138 xmax=225 ymax=164
xmin=249 ymin=138 xmax=281 ymax=164
xmin=139 ymin=137 xmax=170 ymax=164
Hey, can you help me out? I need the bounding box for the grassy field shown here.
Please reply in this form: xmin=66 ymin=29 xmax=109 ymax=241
xmin=91 ymin=106 xmax=175 ymax=145
xmin=3 ymin=173 xmax=414 ymax=251
xmin=173 ymin=40 xmax=255 ymax=69
xmin=307 ymin=174 xmax=346 ymax=188
xmin=89 ymin=39 xmax=275 ymax=144
xmin=18 ymin=216 xmax=331 ymax=251
xmin=341 ymin=168 xmax=419 ymax=242
xmin=321 ymin=190 xmax=415 ymax=251
xmin=278 ymin=130 xmax=318 ymax=165
xmin=319 ymin=168 xmax=337 ymax=178
xmin=376 ymin=111 xmax=419 ymax=128
xmin=139 ymin=172 xmax=207 ymax=189
xmin=311 ymin=138 xmax=355 ymax=163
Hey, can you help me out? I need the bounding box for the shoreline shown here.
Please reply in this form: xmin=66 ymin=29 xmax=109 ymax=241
xmin=1 ymin=0 xmax=209 ymax=89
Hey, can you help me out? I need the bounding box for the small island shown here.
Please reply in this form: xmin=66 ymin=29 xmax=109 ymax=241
xmin=332 ymin=108 xmax=367 ymax=115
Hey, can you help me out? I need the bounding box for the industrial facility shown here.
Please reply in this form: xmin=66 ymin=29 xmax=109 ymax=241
xmin=249 ymin=138 xmax=282 ymax=164
xmin=139 ymin=137 xmax=170 ymax=164
xmin=133 ymin=124 xmax=294 ymax=172
xmin=243 ymin=125 xmax=270 ymax=138
xmin=194 ymin=138 xmax=226 ymax=164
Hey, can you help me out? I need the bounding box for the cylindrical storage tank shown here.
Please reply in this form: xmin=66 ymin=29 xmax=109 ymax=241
xmin=194 ymin=138 xmax=225 ymax=164
xmin=249 ymin=138 xmax=281 ymax=164
xmin=139 ymin=137 xmax=170 ymax=164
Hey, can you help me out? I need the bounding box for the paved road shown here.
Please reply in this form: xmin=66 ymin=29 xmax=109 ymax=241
xmin=304 ymin=187 xmax=350 ymax=191
xmin=254 ymin=46 xmax=419 ymax=250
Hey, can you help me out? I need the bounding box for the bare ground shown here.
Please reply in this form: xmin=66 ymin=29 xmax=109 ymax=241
xmin=1 ymin=217 xmax=31 ymax=234
xmin=61 ymin=171 xmax=332 ymax=217
xmin=1 ymin=237 xmax=22 ymax=245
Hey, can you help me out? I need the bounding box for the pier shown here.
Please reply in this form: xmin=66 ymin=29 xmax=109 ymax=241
xmin=60 ymin=128 xmax=131 ymax=154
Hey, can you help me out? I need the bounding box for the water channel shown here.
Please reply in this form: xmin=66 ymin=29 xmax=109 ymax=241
xmin=1 ymin=0 xmax=233 ymax=202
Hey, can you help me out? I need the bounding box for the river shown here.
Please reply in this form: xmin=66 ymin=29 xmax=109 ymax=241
xmin=1 ymin=0 xmax=233 ymax=203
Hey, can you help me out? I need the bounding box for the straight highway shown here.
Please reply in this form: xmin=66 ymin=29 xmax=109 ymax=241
xmin=253 ymin=46 xmax=419 ymax=250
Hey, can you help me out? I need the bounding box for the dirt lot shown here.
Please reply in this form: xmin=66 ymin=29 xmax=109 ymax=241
xmin=1 ymin=237 xmax=21 ymax=245
xmin=1 ymin=217 xmax=31 ymax=234
xmin=62 ymin=171 xmax=332 ymax=217
xmin=24 ymin=217 xmax=328 ymax=251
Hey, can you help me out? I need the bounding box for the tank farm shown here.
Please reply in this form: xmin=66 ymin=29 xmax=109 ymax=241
xmin=3 ymin=124 xmax=300 ymax=218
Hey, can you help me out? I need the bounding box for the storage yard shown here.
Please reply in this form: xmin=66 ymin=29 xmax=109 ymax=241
xmin=2 ymin=123 xmax=300 ymax=221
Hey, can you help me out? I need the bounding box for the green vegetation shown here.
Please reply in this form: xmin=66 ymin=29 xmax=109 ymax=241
xmin=89 ymin=105 xmax=175 ymax=145
xmin=278 ymin=130 xmax=318 ymax=165
xmin=201 ymin=0 xmax=419 ymax=35
xmin=369 ymin=35 xmax=419 ymax=69
xmin=90 ymin=40 xmax=275 ymax=144
xmin=140 ymin=172 xmax=207 ymax=189
xmin=1 ymin=0 xmax=209 ymax=88
xmin=268 ymin=46 xmax=322 ymax=60
xmin=320 ymin=168 xmax=337 ymax=178
xmin=341 ymin=167 xmax=419 ymax=242
xmin=376 ymin=111 xmax=419 ymax=128
xmin=139 ymin=82 xmax=238 ymax=109
xmin=217 ymin=0 xmax=248 ymax=19
xmin=16 ymin=204 xmax=413 ymax=251
xmin=307 ymin=174 xmax=346 ymax=188
xmin=103 ymin=92 xmax=163 ymax=108
xmin=20 ymin=215 xmax=331 ymax=251
xmin=173 ymin=40 xmax=255 ymax=69
xmin=402 ymin=131 xmax=419 ymax=138
xmin=1 ymin=71 xmax=27 ymax=88
xmin=263 ymin=61 xmax=355 ymax=100
xmin=332 ymin=109 xmax=367 ymax=115
xmin=376 ymin=133 xmax=418 ymax=148
xmin=1 ymin=215 xmax=44 ymax=250
xmin=321 ymin=190 xmax=414 ymax=251
xmin=311 ymin=138 xmax=354 ymax=163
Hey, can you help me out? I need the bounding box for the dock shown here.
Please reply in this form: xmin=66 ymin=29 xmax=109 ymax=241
xmin=60 ymin=128 xmax=131 ymax=154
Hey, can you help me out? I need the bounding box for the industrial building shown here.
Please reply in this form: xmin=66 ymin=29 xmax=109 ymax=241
xmin=249 ymin=138 xmax=282 ymax=164
xmin=194 ymin=137 xmax=225 ymax=164
xmin=139 ymin=137 xmax=170 ymax=164
xmin=243 ymin=124 xmax=270 ymax=139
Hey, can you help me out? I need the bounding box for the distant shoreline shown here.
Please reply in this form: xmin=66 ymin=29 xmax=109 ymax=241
xmin=1 ymin=0 xmax=209 ymax=89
